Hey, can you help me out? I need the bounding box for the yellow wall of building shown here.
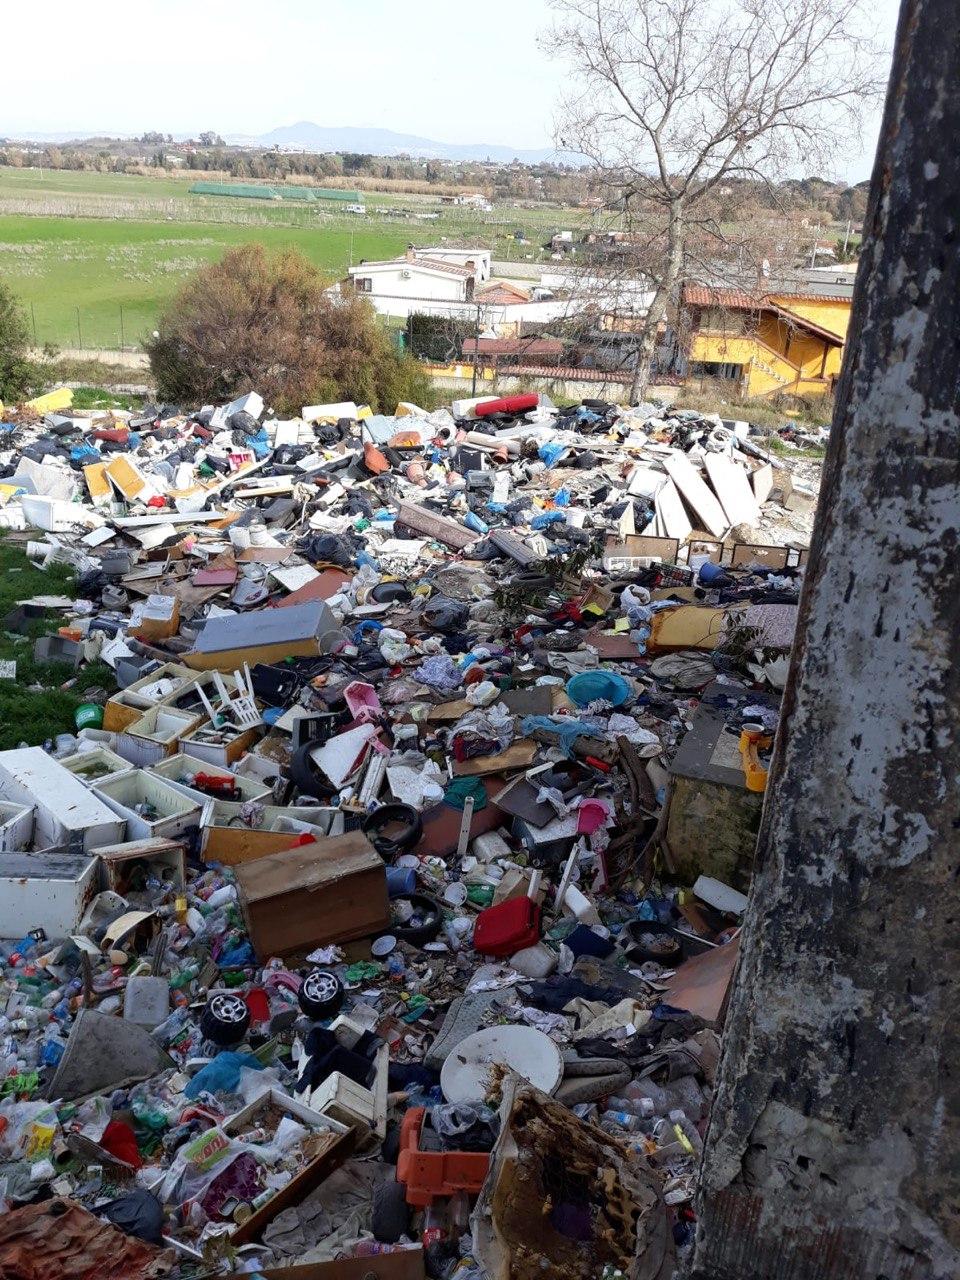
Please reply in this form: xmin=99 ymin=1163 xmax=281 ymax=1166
xmin=770 ymin=296 xmax=851 ymax=340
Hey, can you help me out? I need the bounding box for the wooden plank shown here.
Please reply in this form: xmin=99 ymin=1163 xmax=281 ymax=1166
xmin=663 ymin=452 xmax=728 ymax=537
xmin=231 ymin=1128 xmax=357 ymax=1244
xmin=654 ymin=477 xmax=694 ymax=541
xmin=704 ymin=454 xmax=760 ymax=527
xmin=730 ymin=543 xmax=790 ymax=570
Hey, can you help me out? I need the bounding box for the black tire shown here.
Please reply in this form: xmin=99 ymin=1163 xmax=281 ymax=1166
xmin=363 ymin=804 xmax=423 ymax=861
xmin=298 ymin=969 xmax=344 ymax=1020
xmin=200 ymin=993 xmax=251 ymax=1047
xmin=288 ymin=742 xmax=334 ymax=801
xmin=372 ymin=1179 xmax=410 ymax=1244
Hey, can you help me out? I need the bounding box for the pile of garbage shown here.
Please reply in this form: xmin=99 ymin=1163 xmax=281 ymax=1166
xmin=0 ymin=384 xmax=814 ymax=1280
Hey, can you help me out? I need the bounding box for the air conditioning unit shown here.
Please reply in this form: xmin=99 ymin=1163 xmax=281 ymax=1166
xmin=401 ymin=269 xmax=412 ymax=279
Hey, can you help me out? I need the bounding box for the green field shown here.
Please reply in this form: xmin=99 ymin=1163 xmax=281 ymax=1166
xmin=0 ymin=167 xmax=583 ymax=349
xmin=0 ymin=213 xmax=411 ymax=349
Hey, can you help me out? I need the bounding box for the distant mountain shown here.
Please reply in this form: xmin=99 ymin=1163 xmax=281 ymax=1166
xmin=243 ymin=122 xmax=575 ymax=165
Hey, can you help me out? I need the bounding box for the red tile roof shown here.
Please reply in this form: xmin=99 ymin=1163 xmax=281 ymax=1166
xmin=682 ymin=285 xmax=761 ymax=309
xmin=682 ymin=283 xmax=852 ymax=308
xmin=475 ymin=285 xmax=532 ymax=305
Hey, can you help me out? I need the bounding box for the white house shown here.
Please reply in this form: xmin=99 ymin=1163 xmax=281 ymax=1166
xmin=347 ymin=249 xmax=477 ymax=319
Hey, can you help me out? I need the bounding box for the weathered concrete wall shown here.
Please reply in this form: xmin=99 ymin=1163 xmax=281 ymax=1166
xmin=691 ymin=0 xmax=960 ymax=1276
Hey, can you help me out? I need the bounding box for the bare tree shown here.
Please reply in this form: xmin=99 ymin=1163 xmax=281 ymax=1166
xmin=544 ymin=0 xmax=885 ymax=399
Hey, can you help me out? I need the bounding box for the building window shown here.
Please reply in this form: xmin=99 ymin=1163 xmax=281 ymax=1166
xmin=355 ymin=277 xmax=372 ymax=293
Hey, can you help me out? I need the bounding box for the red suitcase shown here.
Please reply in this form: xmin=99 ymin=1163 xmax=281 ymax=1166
xmin=473 ymin=896 xmax=541 ymax=956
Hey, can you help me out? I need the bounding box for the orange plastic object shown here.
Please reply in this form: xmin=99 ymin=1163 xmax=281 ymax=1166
xmin=738 ymin=726 xmax=772 ymax=792
xmin=396 ymin=1106 xmax=490 ymax=1207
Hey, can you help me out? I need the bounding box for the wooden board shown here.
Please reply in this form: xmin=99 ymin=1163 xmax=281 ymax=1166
xmin=231 ymin=1129 xmax=357 ymax=1245
xmin=730 ymin=543 xmax=790 ymax=570
xmin=202 ymin=826 xmax=305 ymax=866
xmin=647 ymin=605 xmax=727 ymax=654
xmin=663 ymin=452 xmax=728 ymax=537
xmin=654 ymin=478 xmax=694 ymax=541
xmin=704 ymin=454 xmax=760 ymax=527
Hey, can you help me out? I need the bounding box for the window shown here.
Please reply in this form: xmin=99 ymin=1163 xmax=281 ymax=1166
xmin=355 ymin=277 xmax=372 ymax=293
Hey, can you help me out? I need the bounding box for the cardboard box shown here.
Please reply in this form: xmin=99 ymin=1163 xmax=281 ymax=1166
xmin=0 ymin=748 xmax=126 ymax=852
xmin=128 ymin=593 xmax=180 ymax=641
xmin=235 ymin=831 xmax=388 ymax=958
xmin=0 ymin=853 xmax=99 ymax=938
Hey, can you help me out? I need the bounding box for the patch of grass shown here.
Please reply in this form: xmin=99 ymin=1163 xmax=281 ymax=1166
xmin=765 ymin=436 xmax=827 ymax=460
xmin=40 ymin=356 xmax=153 ymax=386
xmin=672 ymin=383 xmax=834 ymax=430
xmin=0 ymin=542 xmax=117 ymax=750
xmin=68 ymin=386 xmax=146 ymax=411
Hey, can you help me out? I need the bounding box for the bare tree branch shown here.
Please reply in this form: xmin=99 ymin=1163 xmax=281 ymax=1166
xmin=542 ymin=0 xmax=886 ymax=398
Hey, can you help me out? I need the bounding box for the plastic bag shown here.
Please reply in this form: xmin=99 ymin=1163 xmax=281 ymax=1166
xmin=0 ymin=1100 xmax=58 ymax=1160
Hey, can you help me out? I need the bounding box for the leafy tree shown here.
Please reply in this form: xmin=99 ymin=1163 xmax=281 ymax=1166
xmin=0 ymin=283 xmax=32 ymax=404
xmin=146 ymin=244 xmax=433 ymax=413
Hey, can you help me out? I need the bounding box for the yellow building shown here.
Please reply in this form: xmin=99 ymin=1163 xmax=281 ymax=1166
xmin=680 ymin=284 xmax=852 ymax=398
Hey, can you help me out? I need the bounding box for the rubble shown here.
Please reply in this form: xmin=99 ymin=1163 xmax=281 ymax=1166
xmin=0 ymin=385 xmax=814 ymax=1277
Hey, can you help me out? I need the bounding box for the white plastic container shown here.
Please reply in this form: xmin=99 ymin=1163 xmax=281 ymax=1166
xmin=93 ymin=770 xmax=202 ymax=841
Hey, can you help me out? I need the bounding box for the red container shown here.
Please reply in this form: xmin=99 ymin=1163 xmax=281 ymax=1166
xmin=397 ymin=1106 xmax=490 ymax=1207
xmin=473 ymin=896 xmax=541 ymax=956
xmin=474 ymin=394 xmax=539 ymax=418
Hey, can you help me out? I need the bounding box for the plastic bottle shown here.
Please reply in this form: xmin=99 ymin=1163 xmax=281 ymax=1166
xmin=600 ymin=1109 xmax=647 ymax=1132
xmin=606 ymin=1095 xmax=656 ymax=1119
xmin=669 ymin=1109 xmax=704 ymax=1155
xmin=422 ymin=1204 xmax=447 ymax=1250
xmin=620 ymin=1079 xmax=672 ymax=1114
xmin=463 ymin=511 xmax=489 ymax=535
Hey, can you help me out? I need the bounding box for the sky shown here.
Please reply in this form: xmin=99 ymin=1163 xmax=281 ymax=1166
xmin=3 ymin=0 xmax=901 ymax=182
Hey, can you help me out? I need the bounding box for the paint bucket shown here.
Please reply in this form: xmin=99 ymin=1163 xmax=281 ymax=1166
xmin=74 ymin=703 xmax=104 ymax=731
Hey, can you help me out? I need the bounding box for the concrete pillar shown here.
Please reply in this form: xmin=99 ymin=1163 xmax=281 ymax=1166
xmin=690 ymin=2 xmax=960 ymax=1277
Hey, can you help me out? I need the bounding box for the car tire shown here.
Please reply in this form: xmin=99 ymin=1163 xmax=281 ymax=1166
xmin=298 ymin=969 xmax=344 ymax=1020
xmin=200 ymin=992 xmax=251 ymax=1047
xmin=371 ymin=1179 xmax=410 ymax=1244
